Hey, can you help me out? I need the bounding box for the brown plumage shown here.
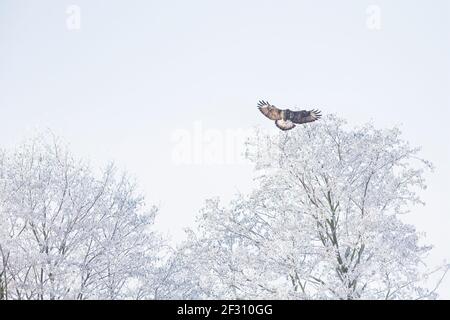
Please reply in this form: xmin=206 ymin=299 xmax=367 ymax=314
xmin=257 ymin=100 xmax=322 ymax=131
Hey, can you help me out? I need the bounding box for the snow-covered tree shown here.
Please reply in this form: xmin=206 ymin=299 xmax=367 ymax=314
xmin=1 ymin=117 xmax=446 ymax=300
xmin=0 ymin=134 xmax=166 ymax=300
xmin=179 ymin=115 xmax=444 ymax=299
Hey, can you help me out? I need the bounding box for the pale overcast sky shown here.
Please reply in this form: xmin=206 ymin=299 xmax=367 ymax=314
xmin=1 ymin=0 xmax=449 ymax=298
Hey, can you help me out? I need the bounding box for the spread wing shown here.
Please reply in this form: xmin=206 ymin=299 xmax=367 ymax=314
xmin=275 ymin=120 xmax=296 ymax=131
xmin=257 ymin=100 xmax=282 ymax=121
xmin=290 ymin=109 xmax=322 ymax=124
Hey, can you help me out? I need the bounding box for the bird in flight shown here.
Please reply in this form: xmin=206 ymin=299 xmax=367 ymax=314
xmin=257 ymin=100 xmax=322 ymax=131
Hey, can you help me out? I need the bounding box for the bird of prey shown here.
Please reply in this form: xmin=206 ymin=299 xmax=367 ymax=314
xmin=257 ymin=100 xmax=322 ymax=131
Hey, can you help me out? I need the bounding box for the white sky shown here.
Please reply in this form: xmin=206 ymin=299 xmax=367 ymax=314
xmin=1 ymin=0 xmax=449 ymax=298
